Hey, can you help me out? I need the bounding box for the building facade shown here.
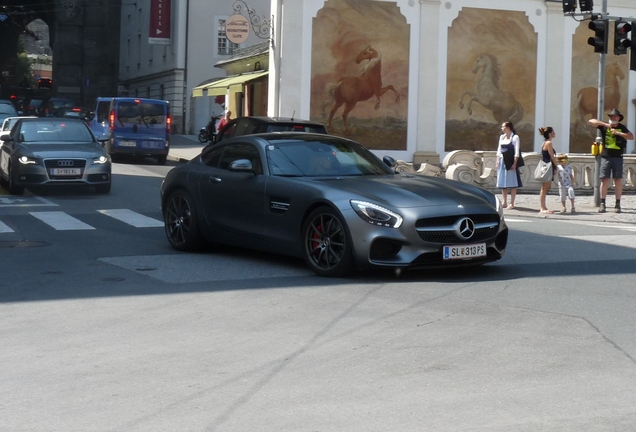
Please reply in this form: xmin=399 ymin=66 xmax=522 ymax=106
xmin=118 ymin=0 xmax=270 ymax=134
xmin=269 ymin=0 xmax=636 ymax=164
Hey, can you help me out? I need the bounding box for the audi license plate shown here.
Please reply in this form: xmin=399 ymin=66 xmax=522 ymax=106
xmin=443 ymin=243 xmax=486 ymax=260
xmin=119 ymin=140 xmax=136 ymax=147
xmin=51 ymin=168 xmax=82 ymax=176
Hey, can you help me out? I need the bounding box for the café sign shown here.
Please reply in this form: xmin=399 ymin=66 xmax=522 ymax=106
xmin=225 ymin=14 xmax=250 ymax=44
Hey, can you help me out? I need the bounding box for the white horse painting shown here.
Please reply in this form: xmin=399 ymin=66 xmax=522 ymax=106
xmin=459 ymin=53 xmax=524 ymax=125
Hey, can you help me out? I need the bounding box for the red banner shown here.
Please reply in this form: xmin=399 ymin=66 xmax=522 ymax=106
xmin=149 ymin=0 xmax=171 ymax=45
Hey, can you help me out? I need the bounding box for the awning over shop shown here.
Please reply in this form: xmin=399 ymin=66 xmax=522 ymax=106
xmin=191 ymin=77 xmax=235 ymax=98
xmin=206 ymin=71 xmax=269 ymax=96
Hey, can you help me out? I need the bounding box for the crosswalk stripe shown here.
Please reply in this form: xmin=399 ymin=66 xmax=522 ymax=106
xmin=97 ymin=209 xmax=163 ymax=227
xmin=29 ymin=211 xmax=95 ymax=231
xmin=0 ymin=220 xmax=14 ymax=233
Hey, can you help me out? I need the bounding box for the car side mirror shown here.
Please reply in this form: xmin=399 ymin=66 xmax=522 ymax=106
xmin=0 ymin=133 xmax=12 ymax=142
xmin=229 ymin=159 xmax=255 ymax=174
xmin=382 ymin=155 xmax=396 ymax=168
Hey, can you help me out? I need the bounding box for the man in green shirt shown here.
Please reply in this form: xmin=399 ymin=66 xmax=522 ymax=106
xmin=589 ymin=109 xmax=634 ymax=213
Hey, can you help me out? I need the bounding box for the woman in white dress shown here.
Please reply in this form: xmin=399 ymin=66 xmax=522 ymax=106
xmin=495 ymin=121 xmax=522 ymax=209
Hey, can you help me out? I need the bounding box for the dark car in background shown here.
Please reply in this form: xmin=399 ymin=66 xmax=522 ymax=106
xmin=161 ymin=133 xmax=507 ymax=277
xmin=38 ymin=97 xmax=76 ymax=117
xmin=53 ymin=106 xmax=91 ymax=123
xmin=0 ymin=117 xmax=111 ymax=195
xmin=215 ymin=116 xmax=327 ymax=143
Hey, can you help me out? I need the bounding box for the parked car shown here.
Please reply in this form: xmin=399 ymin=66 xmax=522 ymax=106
xmin=19 ymin=97 xmax=45 ymax=116
xmin=0 ymin=117 xmax=111 ymax=195
xmin=38 ymin=97 xmax=76 ymax=117
xmin=0 ymin=100 xmax=18 ymax=124
xmin=89 ymin=97 xmax=171 ymax=164
xmin=215 ymin=116 xmax=327 ymax=143
xmin=160 ymin=133 xmax=508 ymax=277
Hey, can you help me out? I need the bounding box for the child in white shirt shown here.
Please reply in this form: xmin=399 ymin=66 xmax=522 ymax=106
xmin=556 ymin=154 xmax=576 ymax=213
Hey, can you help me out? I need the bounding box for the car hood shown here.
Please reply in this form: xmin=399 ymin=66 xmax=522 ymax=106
xmin=311 ymin=174 xmax=493 ymax=208
xmin=18 ymin=142 xmax=106 ymax=158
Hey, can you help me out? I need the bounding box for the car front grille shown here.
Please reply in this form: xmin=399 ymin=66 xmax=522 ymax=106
xmin=44 ymin=159 xmax=86 ymax=179
xmin=415 ymin=214 xmax=500 ymax=244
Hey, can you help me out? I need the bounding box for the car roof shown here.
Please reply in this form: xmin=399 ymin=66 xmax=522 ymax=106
xmin=221 ymin=131 xmax=355 ymax=144
xmin=236 ymin=116 xmax=325 ymax=126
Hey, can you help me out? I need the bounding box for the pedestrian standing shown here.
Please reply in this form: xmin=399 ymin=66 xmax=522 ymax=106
xmin=556 ymin=153 xmax=576 ymax=214
xmin=589 ymin=109 xmax=634 ymax=213
xmin=496 ymin=121 xmax=522 ymax=209
xmin=217 ymin=110 xmax=232 ymax=132
xmin=538 ymin=126 xmax=559 ymax=214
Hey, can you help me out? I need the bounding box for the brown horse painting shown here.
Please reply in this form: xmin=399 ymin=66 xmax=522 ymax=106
xmin=459 ymin=53 xmax=524 ymax=126
xmin=325 ymin=46 xmax=401 ymax=134
xmin=573 ymin=62 xmax=625 ymax=137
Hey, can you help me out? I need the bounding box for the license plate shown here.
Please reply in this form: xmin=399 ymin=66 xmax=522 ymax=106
xmin=51 ymin=168 xmax=82 ymax=176
xmin=443 ymin=243 xmax=486 ymax=260
xmin=119 ymin=140 xmax=136 ymax=147
xmin=141 ymin=141 xmax=163 ymax=149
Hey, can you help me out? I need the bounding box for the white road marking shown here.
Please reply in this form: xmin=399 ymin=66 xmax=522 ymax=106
xmin=29 ymin=211 xmax=95 ymax=230
xmin=97 ymin=209 xmax=163 ymax=227
xmin=0 ymin=220 xmax=14 ymax=233
xmin=503 ymin=218 xmax=531 ymax=223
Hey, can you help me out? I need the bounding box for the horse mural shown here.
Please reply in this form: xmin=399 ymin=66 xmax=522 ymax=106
xmin=459 ymin=53 xmax=524 ymax=126
xmin=324 ymin=45 xmax=401 ymax=134
xmin=573 ymin=62 xmax=625 ymax=137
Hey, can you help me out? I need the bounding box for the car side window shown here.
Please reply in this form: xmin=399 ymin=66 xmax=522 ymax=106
xmin=219 ymin=143 xmax=262 ymax=175
xmin=201 ymin=145 xmax=224 ymax=167
xmin=217 ymin=120 xmax=237 ymax=142
xmin=235 ymin=119 xmax=254 ymax=136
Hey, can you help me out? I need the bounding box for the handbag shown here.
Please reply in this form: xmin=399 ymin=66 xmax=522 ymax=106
xmin=533 ymin=160 xmax=553 ymax=182
xmin=517 ymin=152 xmax=525 ymax=168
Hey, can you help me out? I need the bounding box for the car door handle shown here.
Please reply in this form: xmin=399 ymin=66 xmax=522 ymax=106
xmin=208 ymin=176 xmax=222 ymax=183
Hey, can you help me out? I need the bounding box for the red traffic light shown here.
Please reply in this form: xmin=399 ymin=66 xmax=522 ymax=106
xmin=614 ymin=21 xmax=632 ymax=56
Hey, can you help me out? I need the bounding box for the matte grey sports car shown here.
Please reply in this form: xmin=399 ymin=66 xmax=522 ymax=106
xmin=0 ymin=117 xmax=111 ymax=194
xmin=160 ymin=133 xmax=508 ymax=277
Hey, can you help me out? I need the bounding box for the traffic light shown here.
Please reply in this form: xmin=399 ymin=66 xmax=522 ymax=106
xmin=588 ymin=19 xmax=608 ymax=53
xmin=562 ymin=0 xmax=577 ymax=14
xmin=579 ymin=0 xmax=593 ymax=12
xmin=631 ymin=23 xmax=636 ymax=71
xmin=614 ymin=21 xmax=632 ymax=55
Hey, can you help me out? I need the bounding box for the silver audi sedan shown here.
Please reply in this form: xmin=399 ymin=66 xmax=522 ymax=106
xmin=0 ymin=117 xmax=111 ymax=194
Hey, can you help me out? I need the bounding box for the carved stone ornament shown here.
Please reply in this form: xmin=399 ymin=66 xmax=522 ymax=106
xmin=60 ymin=0 xmax=81 ymax=22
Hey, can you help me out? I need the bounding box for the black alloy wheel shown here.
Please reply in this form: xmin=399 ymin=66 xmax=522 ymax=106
xmin=164 ymin=189 xmax=203 ymax=251
xmin=302 ymin=206 xmax=354 ymax=277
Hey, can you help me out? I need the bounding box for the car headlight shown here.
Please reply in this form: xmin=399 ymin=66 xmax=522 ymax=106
xmin=351 ymin=200 xmax=403 ymax=228
xmin=494 ymin=195 xmax=504 ymax=218
xmin=18 ymin=156 xmax=37 ymax=165
xmin=92 ymin=155 xmax=109 ymax=164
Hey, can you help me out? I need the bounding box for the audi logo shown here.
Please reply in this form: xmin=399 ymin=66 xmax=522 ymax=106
xmin=57 ymin=160 xmax=75 ymax=167
xmin=456 ymin=217 xmax=475 ymax=240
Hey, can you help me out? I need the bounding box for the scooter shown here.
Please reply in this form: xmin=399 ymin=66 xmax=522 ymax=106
xmin=198 ymin=126 xmax=211 ymax=143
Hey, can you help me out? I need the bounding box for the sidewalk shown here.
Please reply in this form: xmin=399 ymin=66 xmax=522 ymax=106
xmin=167 ymin=134 xmax=636 ymax=225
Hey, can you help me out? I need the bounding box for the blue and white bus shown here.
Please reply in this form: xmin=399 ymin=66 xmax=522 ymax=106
xmin=90 ymin=97 xmax=171 ymax=164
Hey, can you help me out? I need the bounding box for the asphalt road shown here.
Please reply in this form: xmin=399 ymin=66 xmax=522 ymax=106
xmin=1 ymin=158 xmax=636 ymax=431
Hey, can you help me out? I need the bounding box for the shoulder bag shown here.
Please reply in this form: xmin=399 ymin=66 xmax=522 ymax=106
xmin=533 ymin=160 xmax=552 ymax=182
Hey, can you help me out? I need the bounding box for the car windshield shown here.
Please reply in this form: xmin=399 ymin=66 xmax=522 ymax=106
xmin=0 ymin=104 xmax=16 ymax=114
xmin=18 ymin=121 xmax=93 ymax=143
xmin=266 ymin=138 xmax=393 ymax=177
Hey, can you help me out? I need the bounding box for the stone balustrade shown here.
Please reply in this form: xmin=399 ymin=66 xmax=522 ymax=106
xmin=393 ymin=151 xmax=636 ymax=192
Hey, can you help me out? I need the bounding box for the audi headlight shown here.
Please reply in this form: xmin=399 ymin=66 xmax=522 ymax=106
xmin=351 ymin=200 xmax=403 ymax=228
xmin=92 ymin=156 xmax=109 ymax=164
xmin=18 ymin=156 xmax=37 ymax=165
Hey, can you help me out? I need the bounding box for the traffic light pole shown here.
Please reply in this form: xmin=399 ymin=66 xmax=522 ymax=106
xmin=593 ymin=0 xmax=608 ymax=207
